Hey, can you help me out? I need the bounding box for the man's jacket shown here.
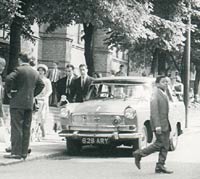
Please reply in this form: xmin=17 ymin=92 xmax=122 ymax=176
xmin=6 ymin=64 xmax=44 ymax=110
xmin=150 ymin=87 xmax=171 ymax=132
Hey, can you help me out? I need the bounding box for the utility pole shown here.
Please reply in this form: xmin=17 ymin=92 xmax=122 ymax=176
xmin=184 ymin=0 xmax=191 ymax=128
xmin=127 ymin=51 xmax=130 ymax=76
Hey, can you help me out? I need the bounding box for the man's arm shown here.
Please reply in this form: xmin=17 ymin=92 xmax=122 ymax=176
xmin=5 ymin=69 xmax=19 ymax=95
xmin=34 ymin=77 xmax=45 ymax=97
xmin=150 ymin=89 xmax=161 ymax=133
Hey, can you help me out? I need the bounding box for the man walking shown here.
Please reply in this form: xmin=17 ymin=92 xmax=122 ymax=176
xmin=4 ymin=53 xmax=44 ymax=159
xmin=133 ymin=75 xmax=173 ymax=174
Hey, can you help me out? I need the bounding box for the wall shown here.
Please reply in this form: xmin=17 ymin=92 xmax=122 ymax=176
xmin=93 ymin=29 xmax=128 ymax=76
xmin=38 ymin=24 xmax=85 ymax=76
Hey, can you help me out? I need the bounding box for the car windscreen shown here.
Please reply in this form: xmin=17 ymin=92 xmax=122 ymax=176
xmin=87 ymin=83 xmax=151 ymax=100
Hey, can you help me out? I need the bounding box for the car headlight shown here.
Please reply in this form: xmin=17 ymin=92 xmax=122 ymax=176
xmin=60 ymin=107 xmax=70 ymax=118
xmin=124 ymin=107 xmax=136 ymax=119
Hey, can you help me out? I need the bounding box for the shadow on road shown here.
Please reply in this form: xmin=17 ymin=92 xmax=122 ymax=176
xmin=50 ymin=145 xmax=133 ymax=160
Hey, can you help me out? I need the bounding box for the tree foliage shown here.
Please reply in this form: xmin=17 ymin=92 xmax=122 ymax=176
xmin=0 ymin=0 xmax=20 ymax=28
xmin=1 ymin=0 xmax=200 ymax=76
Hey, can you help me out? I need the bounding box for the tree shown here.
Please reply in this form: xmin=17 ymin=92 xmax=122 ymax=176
xmin=1 ymin=0 xmax=152 ymax=75
xmin=35 ymin=0 xmax=156 ymax=75
xmin=2 ymin=0 xmax=199 ymax=77
xmin=0 ymin=0 xmax=20 ymax=28
xmin=0 ymin=0 xmax=40 ymax=73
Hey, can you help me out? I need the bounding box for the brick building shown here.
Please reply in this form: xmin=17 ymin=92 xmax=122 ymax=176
xmin=38 ymin=24 xmax=128 ymax=76
xmin=0 ymin=24 xmax=128 ymax=77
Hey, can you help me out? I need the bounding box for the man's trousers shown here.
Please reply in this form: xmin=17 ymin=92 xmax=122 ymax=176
xmin=141 ymin=131 xmax=170 ymax=166
xmin=10 ymin=108 xmax=32 ymax=157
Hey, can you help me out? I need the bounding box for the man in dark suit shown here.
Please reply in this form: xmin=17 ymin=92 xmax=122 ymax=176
xmin=4 ymin=53 xmax=44 ymax=159
xmin=57 ymin=64 xmax=77 ymax=103
xmin=47 ymin=62 xmax=62 ymax=106
xmin=74 ymin=64 xmax=93 ymax=102
xmin=133 ymin=75 xmax=173 ymax=174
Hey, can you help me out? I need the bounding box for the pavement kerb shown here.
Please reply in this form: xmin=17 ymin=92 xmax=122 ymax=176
xmin=0 ymin=149 xmax=65 ymax=167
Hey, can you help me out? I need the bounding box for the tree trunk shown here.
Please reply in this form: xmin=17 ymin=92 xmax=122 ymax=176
xmin=83 ymin=23 xmax=94 ymax=76
xmin=158 ymin=50 xmax=167 ymax=75
xmin=7 ymin=0 xmax=31 ymax=74
xmin=151 ymin=48 xmax=158 ymax=77
xmin=151 ymin=48 xmax=170 ymax=77
xmin=7 ymin=17 xmax=21 ymax=74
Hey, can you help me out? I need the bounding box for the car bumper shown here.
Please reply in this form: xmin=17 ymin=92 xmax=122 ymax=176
xmin=59 ymin=131 xmax=142 ymax=140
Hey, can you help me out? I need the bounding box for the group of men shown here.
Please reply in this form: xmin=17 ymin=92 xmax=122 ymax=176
xmin=48 ymin=63 xmax=93 ymax=105
xmin=48 ymin=63 xmax=127 ymax=106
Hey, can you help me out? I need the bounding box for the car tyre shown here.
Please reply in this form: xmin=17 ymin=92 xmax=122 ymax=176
xmin=132 ymin=125 xmax=148 ymax=151
xmin=66 ymin=138 xmax=82 ymax=155
xmin=140 ymin=125 xmax=148 ymax=149
xmin=169 ymin=126 xmax=178 ymax=151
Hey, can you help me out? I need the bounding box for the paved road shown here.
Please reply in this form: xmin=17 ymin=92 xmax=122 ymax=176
xmin=0 ymin=106 xmax=200 ymax=179
xmin=1 ymin=129 xmax=200 ymax=178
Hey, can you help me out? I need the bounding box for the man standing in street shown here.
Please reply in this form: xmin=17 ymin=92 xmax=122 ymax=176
xmin=133 ymin=75 xmax=173 ymax=174
xmin=48 ymin=62 xmax=61 ymax=106
xmin=57 ymin=64 xmax=77 ymax=103
xmin=74 ymin=64 xmax=93 ymax=102
xmin=4 ymin=53 xmax=44 ymax=160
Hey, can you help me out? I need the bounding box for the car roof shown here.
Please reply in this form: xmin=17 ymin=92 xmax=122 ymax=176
xmin=92 ymin=76 xmax=156 ymax=85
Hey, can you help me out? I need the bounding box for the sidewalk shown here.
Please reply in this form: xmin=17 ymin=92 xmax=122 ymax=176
xmin=0 ymin=132 xmax=66 ymax=166
xmin=0 ymin=106 xmax=66 ymax=166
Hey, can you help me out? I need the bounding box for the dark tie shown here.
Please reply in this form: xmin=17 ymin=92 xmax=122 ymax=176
xmin=81 ymin=77 xmax=84 ymax=88
xmin=67 ymin=77 xmax=70 ymax=87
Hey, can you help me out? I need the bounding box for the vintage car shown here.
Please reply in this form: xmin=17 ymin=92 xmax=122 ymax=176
xmin=59 ymin=76 xmax=185 ymax=155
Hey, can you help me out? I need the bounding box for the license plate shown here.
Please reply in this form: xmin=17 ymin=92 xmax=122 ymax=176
xmin=81 ymin=137 xmax=109 ymax=145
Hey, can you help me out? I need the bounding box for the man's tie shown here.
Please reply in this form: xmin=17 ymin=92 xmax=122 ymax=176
xmin=66 ymin=77 xmax=71 ymax=94
xmin=66 ymin=77 xmax=70 ymax=87
xmin=53 ymin=69 xmax=57 ymax=82
xmin=81 ymin=77 xmax=84 ymax=88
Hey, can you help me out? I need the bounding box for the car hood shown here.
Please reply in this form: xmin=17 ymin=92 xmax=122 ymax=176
xmin=71 ymin=99 xmax=142 ymax=114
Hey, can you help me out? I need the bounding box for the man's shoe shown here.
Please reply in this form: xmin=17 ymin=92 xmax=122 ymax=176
xmin=5 ymin=147 xmax=11 ymax=153
xmin=155 ymin=166 xmax=173 ymax=174
xmin=27 ymin=149 xmax=31 ymax=154
xmin=5 ymin=148 xmax=31 ymax=154
xmin=3 ymin=154 xmax=22 ymax=159
xmin=133 ymin=150 xmax=142 ymax=170
xmin=21 ymin=154 xmax=27 ymax=160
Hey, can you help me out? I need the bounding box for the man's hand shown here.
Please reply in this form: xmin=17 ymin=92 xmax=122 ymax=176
xmin=155 ymin=127 xmax=162 ymax=134
xmin=7 ymin=93 xmax=11 ymax=98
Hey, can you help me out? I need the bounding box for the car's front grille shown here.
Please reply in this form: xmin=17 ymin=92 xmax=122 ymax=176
xmin=71 ymin=114 xmax=125 ymax=125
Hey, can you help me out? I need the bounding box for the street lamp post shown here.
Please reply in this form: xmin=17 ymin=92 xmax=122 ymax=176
xmin=184 ymin=0 xmax=191 ymax=128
